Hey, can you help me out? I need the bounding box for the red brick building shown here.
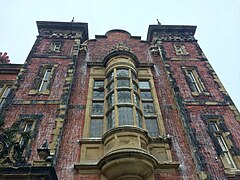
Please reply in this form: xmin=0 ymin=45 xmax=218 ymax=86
xmin=0 ymin=21 xmax=240 ymax=179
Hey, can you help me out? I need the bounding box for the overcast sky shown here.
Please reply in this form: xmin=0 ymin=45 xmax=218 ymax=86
xmin=0 ymin=0 xmax=239 ymax=110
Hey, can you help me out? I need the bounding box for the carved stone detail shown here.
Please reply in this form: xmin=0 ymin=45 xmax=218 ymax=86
xmin=42 ymin=31 xmax=82 ymax=39
xmin=110 ymin=42 xmax=132 ymax=53
xmin=0 ymin=135 xmax=26 ymax=166
xmin=153 ymin=32 xmax=195 ymax=42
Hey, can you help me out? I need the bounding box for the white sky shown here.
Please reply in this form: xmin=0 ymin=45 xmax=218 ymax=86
xmin=0 ymin=0 xmax=239 ymax=110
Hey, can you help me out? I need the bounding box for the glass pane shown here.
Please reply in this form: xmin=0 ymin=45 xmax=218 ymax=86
xmin=107 ymin=71 xmax=114 ymax=81
xmin=107 ymin=81 xmax=114 ymax=92
xmin=40 ymin=81 xmax=49 ymax=91
xmin=145 ymin=118 xmax=159 ymax=137
xmin=24 ymin=123 xmax=33 ymax=132
xmin=107 ymin=110 xmax=115 ymax=129
xmin=117 ymin=69 xmax=129 ymax=77
xmin=217 ymin=136 xmax=227 ymax=152
xmin=131 ymin=71 xmax=137 ymax=80
xmin=209 ymin=122 xmax=219 ymax=132
xmin=136 ymin=110 xmax=142 ymax=128
xmin=133 ymin=82 xmax=138 ymax=91
xmin=118 ymin=90 xmax=131 ymax=103
xmin=93 ymin=90 xmax=104 ymax=99
xmin=117 ymin=79 xmax=130 ymax=87
xmin=134 ymin=93 xmax=140 ymax=107
xmin=140 ymin=91 xmax=152 ymax=99
xmin=0 ymin=86 xmax=3 ymax=94
xmin=2 ymin=87 xmax=11 ymax=97
xmin=139 ymin=81 xmax=150 ymax=89
xmin=118 ymin=107 xmax=134 ymax=126
xmin=90 ymin=119 xmax=103 ymax=137
xmin=43 ymin=69 xmax=52 ymax=80
xmin=94 ymin=80 xmax=104 ymax=88
xmin=92 ymin=102 xmax=104 ymax=115
xmin=107 ymin=93 xmax=115 ymax=107
xmin=143 ymin=102 xmax=155 ymax=115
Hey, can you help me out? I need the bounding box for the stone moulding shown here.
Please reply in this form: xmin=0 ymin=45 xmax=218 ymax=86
xmin=75 ymin=126 xmax=179 ymax=179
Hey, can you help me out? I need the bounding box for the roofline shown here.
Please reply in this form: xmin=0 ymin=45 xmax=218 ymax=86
xmin=36 ymin=21 xmax=89 ymax=41
xmin=147 ymin=24 xmax=197 ymax=42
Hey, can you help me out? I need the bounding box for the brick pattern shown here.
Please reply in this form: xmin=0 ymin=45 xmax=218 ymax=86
xmin=162 ymin=39 xmax=240 ymax=179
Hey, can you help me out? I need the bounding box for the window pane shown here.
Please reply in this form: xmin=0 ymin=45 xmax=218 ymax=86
xmin=94 ymin=80 xmax=104 ymax=88
xmin=217 ymin=136 xmax=227 ymax=152
xmin=40 ymin=82 xmax=49 ymax=92
xmin=0 ymin=86 xmax=3 ymax=93
xmin=143 ymin=102 xmax=155 ymax=115
xmin=92 ymin=102 xmax=104 ymax=115
xmin=131 ymin=71 xmax=137 ymax=80
xmin=90 ymin=119 xmax=103 ymax=137
xmin=117 ymin=69 xmax=129 ymax=77
xmin=139 ymin=81 xmax=150 ymax=89
xmin=107 ymin=110 xmax=115 ymax=129
xmin=2 ymin=87 xmax=11 ymax=97
xmin=140 ymin=91 xmax=152 ymax=99
xmin=134 ymin=93 xmax=140 ymax=107
xmin=107 ymin=81 xmax=114 ymax=92
xmin=118 ymin=107 xmax=134 ymax=126
xmin=145 ymin=118 xmax=159 ymax=137
xmin=107 ymin=93 xmax=115 ymax=107
xmin=93 ymin=90 xmax=104 ymax=99
xmin=107 ymin=71 xmax=114 ymax=81
xmin=24 ymin=123 xmax=33 ymax=132
xmin=117 ymin=79 xmax=130 ymax=87
xmin=136 ymin=110 xmax=142 ymax=128
xmin=209 ymin=122 xmax=219 ymax=132
xmin=43 ymin=69 xmax=52 ymax=80
xmin=118 ymin=90 xmax=131 ymax=103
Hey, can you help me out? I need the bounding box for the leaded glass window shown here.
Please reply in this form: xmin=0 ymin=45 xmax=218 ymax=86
xmin=107 ymin=110 xmax=115 ymax=129
xmin=118 ymin=90 xmax=131 ymax=103
xmin=117 ymin=69 xmax=129 ymax=77
xmin=92 ymin=102 xmax=104 ymax=115
xmin=143 ymin=102 xmax=155 ymax=115
xmin=139 ymin=81 xmax=150 ymax=89
xmin=145 ymin=118 xmax=159 ymax=137
xmin=117 ymin=79 xmax=130 ymax=87
xmin=118 ymin=107 xmax=134 ymax=126
xmin=90 ymin=118 xmax=103 ymax=137
xmin=141 ymin=91 xmax=152 ymax=100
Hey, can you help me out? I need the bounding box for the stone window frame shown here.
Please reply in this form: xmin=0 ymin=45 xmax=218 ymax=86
xmin=173 ymin=43 xmax=189 ymax=55
xmin=29 ymin=64 xmax=58 ymax=95
xmin=182 ymin=66 xmax=207 ymax=96
xmin=50 ymin=41 xmax=62 ymax=52
xmin=202 ymin=114 xmax=240 ymax=174
xmin=83 ymin=56 xmax=165 ymax=138
xmin=0 ymin=83 xmax=12 ymax=110
xmin=15 ymin=114 xmax=42 ymax=160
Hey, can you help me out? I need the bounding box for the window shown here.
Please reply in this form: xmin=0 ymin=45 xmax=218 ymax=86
xmin=89 ymin=80 xmax=104 ymax=137
xmin=51 ymin=42 xmax=61 ymax=52
xmin=0 ymin=85 xmax=11 ymax=109
xmin=208 ymin=120 xmax=237 ymax=169
xmin=183 ymin=67 xmax=205 ymax=94
xmin=84 ymin=57 xmax=163 ymax=138
xmin=19 ymin=121 xmax=34 ymax=147
xmin=174 ymin=44 xmax=188 ymax=55
xmin=39 ymin=68 xmax=52 ymax=92
xmin=139 ymin=80 xmax=159 ymax=137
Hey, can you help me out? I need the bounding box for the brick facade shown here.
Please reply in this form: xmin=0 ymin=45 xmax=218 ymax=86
xmin=0 ymin=21 xmax=239 ymax=180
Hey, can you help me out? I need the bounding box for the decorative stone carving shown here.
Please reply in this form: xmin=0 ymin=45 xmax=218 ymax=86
xmin=0 ymin=135 xmax=26 ymax=166
xmin=110 ymin=42 xmax=132 ymax=53
xmin=42 ymin=31 xmax=82 ymax=39
xmin=153 ymin=32 xmax=195 ymax=42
